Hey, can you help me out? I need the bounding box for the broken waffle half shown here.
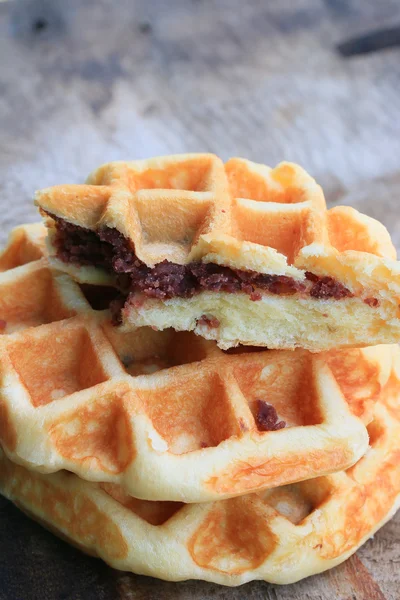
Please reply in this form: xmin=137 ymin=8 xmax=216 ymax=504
xmin=1 ymin=360 xmax=400 ymax=585
xmin=0 ymin=224 xmax=392 ymax=502
xmin=35 ymin=153 xmax=400 ymax=351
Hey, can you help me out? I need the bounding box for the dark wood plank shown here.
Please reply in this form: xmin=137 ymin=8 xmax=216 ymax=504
xmin=0 ymin=497 xmax=119 ymax=600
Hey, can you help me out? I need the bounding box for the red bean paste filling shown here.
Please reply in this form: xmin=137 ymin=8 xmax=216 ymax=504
xmin=254 ymin=400 xmax=286 ymax=432
xmin=51 ymin=216 xmax=357 ymax=323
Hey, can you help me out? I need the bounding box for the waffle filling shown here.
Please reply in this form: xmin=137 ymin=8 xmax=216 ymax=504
xmin=52 ymin=218 xmax=355 ymax=319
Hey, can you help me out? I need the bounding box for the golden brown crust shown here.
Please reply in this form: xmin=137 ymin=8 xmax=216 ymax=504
xmin=0 ymin=220 xmax=399 ymax=585
xmin=0 ymin=224 xmax=390 ymax=502
xmin=1 ymin=371 xmax=400 ymax=585
xmin=35 ymin=155 xmax=396 ymax=267
xmin=34 ymin=154 xmax=400 ymax=351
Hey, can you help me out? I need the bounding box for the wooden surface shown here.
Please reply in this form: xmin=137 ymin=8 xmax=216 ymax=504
xmin=1 ymin=0 xmax=400 ymax=598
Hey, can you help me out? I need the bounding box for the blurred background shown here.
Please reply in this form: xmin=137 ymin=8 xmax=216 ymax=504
xmin=1 ymin=0 xmax=400 ymax=246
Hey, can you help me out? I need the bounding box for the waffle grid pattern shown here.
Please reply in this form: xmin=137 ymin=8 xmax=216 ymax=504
xmin=35 ymin=154 xmax=396 ymax=271
xmin=0 ymin=225 xmax=390 ymax=502
xmin=34 ymin=154 xmax=400 ymax=353
xmin=1 ymin=371 xmax=400 ymax=585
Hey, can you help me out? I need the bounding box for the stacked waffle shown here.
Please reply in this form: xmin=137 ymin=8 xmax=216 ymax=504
xmin=1 ymin=155 xmax=400 ymax=586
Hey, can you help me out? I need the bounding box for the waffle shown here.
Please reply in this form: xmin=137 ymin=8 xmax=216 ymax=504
xmin=35 ymin=153 xmax=400 ymax=351
xmin=1 ymin=364 xmax=400 ymax=586
xmin=0 ymin=224 xmax=392 ymax=502
xmin=0 ymin=222 xmax=47 ymax=273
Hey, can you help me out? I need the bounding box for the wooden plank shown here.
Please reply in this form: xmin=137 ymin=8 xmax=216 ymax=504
xmin=1 ymin=0 xmax=400 ymax=598
xmin=328 ymin=555 xmax=387 ymax=600
xmin=0 ymin=497 xmax=119 ymax=600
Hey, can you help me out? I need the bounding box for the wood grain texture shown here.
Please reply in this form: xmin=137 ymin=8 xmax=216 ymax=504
xmin=1 ymin=0 xmax=400 ymax=598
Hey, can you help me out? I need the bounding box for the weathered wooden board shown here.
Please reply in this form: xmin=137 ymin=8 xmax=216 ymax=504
xmin=1 ymin=0 xmax=400 ymax=598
